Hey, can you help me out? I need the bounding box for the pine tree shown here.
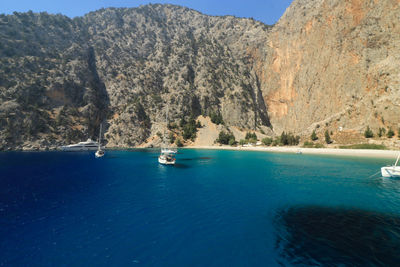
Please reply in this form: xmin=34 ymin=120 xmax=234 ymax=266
xmin=387 ymin=128 xmax=394 ymax=138
xmin=325 ymin=130 xmax=332 ymax=144
xmin=364 ymin=126 xmax=373 ymax=138
xmin=311 ymin=130 xmax=318 ymax=141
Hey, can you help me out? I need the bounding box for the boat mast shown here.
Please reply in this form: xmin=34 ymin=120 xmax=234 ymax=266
xmin=166 ymin=105 xmax=168 ymax=128
xmin=395 ymin=152 xmax=400 ymax=167
xmin=164 ymin=105 xmax=168 ymax=146
xmin=98 ymin=123 xmax=102 ymax=150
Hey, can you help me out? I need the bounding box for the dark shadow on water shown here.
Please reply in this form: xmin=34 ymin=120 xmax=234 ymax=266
xmin=274 ymin=206 xmax=400 ymax=266
xmin=151 ymin=156 xmax=213 ymax=162
xmin=105 ymin=156 xmax=120 ymax=159
xmin=173 ymin=163 xmax=191 ymax=169
xmin=179 ymin=157 xmax=213 ymax=161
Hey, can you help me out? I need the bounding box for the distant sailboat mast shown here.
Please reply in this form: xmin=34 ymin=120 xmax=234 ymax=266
xmin=98 ymin=123 xmax=102 ymax=150
xmin=158 ymin=104 xmax=176 ymax=165
xmin=163 ymin=105 xmax=168 ymax=146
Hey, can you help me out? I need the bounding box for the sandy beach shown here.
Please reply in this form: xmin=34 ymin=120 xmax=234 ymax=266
xmin=187 ymin=145 xmax=399 ymax=160
xmin=185 ymin=115 xmax=399 ymax=160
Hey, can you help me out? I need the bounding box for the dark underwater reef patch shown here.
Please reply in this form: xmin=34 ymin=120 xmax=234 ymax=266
xmin=179 ymin=157 xmax=213 ymax=161
xmin=275 ymin=206 xmax=400 ymax=266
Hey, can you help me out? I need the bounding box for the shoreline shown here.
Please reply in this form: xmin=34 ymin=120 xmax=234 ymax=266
xmin=2 ymin=145 xmax=398 ymax=160
xmin=186 ymin=145 xmax=400 ymax=159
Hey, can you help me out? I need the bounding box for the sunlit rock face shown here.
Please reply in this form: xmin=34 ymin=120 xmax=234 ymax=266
xmin=260 ymin=0 xmax=400 ymax=136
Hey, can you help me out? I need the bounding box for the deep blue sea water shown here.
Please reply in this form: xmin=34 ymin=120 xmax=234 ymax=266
xmin=1 ymin=149 xmax=400 ymax=266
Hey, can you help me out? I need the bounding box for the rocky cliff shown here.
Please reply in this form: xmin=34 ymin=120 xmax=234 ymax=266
xmin=1 ymin=1 xmax=400 ymax=150
xmin=0 ymin=5 xmax=273 ymax=149
xmin=260 ymin=0 xmax=400 ymax=137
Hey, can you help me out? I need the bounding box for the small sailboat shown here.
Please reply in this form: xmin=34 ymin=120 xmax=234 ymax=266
xmin=95 ymin=123 xmax=105 ymax=158
xmin=381 ymin=153 xmax=400 ymax=177
xmin=158 ymin=105 xmax=177 ymax=165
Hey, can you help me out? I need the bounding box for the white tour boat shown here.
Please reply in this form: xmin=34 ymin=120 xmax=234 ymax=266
xmin=381 ymin=153 xmax=400 ymax=178
xmin=60 ymin=139 xmax=103 ymax=151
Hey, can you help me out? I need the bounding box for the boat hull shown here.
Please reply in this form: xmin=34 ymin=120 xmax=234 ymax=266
xmin=60 ymin=147 xmax=97 ymax=151
xmin=95 ymin=150 xmax=105 ymax=158
xmin=158 ymin=155 xmax=175 ymax=165
xmin=381 ymin=166 xmax=400 ymax=178
xmin=60 ymin=146 xmax=104 ymax=151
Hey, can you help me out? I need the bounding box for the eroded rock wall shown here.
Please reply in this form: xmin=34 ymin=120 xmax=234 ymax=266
xmin=260 ymin=0 xmax=400 ymax=135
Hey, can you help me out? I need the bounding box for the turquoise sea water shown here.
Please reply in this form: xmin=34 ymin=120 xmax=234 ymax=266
xmin=0 ymin=149 xmax=400 ymax=266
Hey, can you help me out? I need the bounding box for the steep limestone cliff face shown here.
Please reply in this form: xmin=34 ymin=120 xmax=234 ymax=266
xmin=260 ymin=0 xmax=400 ymax=136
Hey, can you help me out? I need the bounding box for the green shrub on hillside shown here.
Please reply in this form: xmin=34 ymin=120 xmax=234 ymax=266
xmin=245 ymin=132 xmax=257 ymax=140
xmin=216 ymin=131 xmax=236 ymax=145
xmin=262 ymin=137 xmax=273 ymax=146
xmin=314 ymin=143 xmax=325 ymax=148
xmin=378 ymin=127 xmax=386 ymax=137
xmin=228 ymin=138 xmax=237 ymax=146
xmin=303 ymin=141 xmax=314 ymax=148
xmin=168 ymin=132 xmax=175 ymax=144
xmin=311 ymin=130 xmax=318 ymax=141
xmin=339 ymin=144 xmax=387 ymax=150
xmin=179 ymin=117 xmax=186 ymax=128
xmin=325 ymin=130 xmax=332 ymax=144
xmin=182 ymin=118 xmax=201 ymax=141
xmin=387 ymin=128 xmax=394 ymax=138
xmin=240 ymin=132 xmax=258 ymax=144
xmin=303 ymin=141 xmax=324 ymax=148
xmin=280 ymin=132 xmax=300 ymax=146
xmin=175 ymin=138 xmax=183 ymax=147
xmin=210 ymin=112 xmax=224 ymax=125
xmin=168 ymin=122 xmax=178 ymax=130
xmin=364 ymin=126 xmax=374 ymax=138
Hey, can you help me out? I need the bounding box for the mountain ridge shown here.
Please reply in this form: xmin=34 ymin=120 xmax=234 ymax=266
xmin=1 ymin=1 xmax=399 ymax=150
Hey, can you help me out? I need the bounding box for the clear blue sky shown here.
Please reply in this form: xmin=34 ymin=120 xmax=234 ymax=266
xmin=1 ymin=0 xmax=293 ymax=25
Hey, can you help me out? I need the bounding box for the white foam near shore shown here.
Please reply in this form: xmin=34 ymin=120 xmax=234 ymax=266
xmin=188 ymin=145 xmax=399 ymax=159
